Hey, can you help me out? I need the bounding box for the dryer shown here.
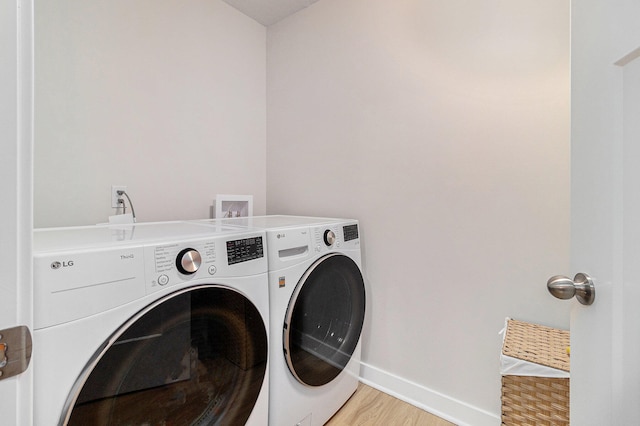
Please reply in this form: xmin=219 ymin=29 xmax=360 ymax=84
xmin=206 ymin=216 xmax=366 ymax=426
xmin=32 ymin=221 xmax=269 ymax=425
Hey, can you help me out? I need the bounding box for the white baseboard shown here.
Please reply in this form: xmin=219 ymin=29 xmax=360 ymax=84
xmin=359 ymin=362 xmax=500 ymax=426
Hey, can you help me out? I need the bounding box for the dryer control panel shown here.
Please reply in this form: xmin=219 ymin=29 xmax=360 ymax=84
xmin=226 ymin=236 xmax=264 ymax=265
xmin=144 ymin=233 xmax=266 ymax=294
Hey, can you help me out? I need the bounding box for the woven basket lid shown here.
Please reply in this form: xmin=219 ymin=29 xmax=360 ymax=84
xmin=502 ymin=319 xmax=570 ymax=372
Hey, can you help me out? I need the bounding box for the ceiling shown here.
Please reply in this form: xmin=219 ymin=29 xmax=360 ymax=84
xmin=222 ymin=0 xmax=321 ymax=26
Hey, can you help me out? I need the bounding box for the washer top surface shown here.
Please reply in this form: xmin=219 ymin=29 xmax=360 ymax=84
xmin=34 ymin=220 xmax=250 ymax=253
xmin=201 ymin=215 xmax=349 ymax=229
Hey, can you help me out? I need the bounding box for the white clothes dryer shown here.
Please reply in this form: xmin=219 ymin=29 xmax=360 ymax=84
xmin=32 ymin=221 xmax=269 ymax=425
xmin=205 ymin=216 xmax=366 ymax=426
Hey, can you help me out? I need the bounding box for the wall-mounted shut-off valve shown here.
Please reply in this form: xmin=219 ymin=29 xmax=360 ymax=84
xmin=111 ymin=185 xmax=127 ymax=208
xmin=547 ymin=272 xmax=595 ymax=306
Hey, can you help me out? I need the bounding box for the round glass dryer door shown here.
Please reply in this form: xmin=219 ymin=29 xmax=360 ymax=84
xmin=63 ymin=285 xmax=267 ymax=425
xmin=284 ymin=253 xmax=366 ymax=387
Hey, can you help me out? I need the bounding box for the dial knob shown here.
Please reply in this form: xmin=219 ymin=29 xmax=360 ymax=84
xmin=323 ymin=230 xmax=336 ymax=246
xmin=176 ymin=248 xmax=201 ymax=275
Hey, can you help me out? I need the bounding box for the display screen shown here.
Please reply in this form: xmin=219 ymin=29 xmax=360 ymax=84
xmin=343 ymin=224 xmax=359 ymax=242
xmin=226 ymin=237 xmax=264 ymax=265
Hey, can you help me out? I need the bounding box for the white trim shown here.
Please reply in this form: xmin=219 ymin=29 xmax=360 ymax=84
xmin=359 ymin=362 xmax=499 ymax=426
xmin=17 ymin=0 xmax=34 ymax=321
xmin=17 ymin=1 xmax=34 ymax=425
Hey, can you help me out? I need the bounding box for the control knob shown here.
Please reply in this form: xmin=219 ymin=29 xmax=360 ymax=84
xmin=176 ymin=248 xmax=201 ymax=275
xmin=323 ymin=230 xmax=336 ymax=246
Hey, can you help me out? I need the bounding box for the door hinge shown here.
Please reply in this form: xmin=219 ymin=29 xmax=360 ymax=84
xmin=0 ymin=326 xmax=32 ymax=380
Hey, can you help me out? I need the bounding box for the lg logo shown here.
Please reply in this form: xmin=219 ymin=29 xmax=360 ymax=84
xmin=50 ymin=260 xmax=74 ymax=269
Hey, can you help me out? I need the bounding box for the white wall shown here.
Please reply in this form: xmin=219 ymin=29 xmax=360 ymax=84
xmin=34 ymin=0 xmax=266 ymax=228
xmin=266 ymin=0 xmax=570 ymax=423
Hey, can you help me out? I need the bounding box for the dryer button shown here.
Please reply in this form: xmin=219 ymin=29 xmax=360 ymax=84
xmin=323 ymin=230 xmax=336 ymax=246
xmin=176 ymin=248 xmax=201 ymax=275
xmin=208 ymin=265 xmax=217 ymax=275
xmin=158 ymin=274 xmax=169 ymax=286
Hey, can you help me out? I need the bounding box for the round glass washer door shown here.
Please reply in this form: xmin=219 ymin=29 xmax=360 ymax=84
xmin=283 ymin=253 xmax=366 ymax=387
xmin=62 ymin=285 xmax=268 ymax=426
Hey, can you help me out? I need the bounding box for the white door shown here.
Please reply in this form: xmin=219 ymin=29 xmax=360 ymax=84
xmin=0 ymin=0 xmax=33 ymax=424
xmin=569 ymin=0 xmax=640 ymax=424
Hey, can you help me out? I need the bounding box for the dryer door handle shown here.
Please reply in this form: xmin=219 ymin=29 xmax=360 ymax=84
xmin=0 ymin=325 xmax=32 ymax=380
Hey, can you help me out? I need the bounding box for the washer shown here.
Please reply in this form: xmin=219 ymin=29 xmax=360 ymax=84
xmin=32 ymin=221 xmax=269 ymax=425
xmin=202 ymin=216 xmax=366 ymax=426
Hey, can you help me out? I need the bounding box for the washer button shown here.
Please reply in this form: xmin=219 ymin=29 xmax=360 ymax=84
xmin=158 ymin=274 xmax=169 ymax=286
xmin=208 ymin=265 xmax=217 ymax=275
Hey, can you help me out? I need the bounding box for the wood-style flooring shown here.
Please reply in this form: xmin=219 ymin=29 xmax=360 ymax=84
xmin=326 ymin=383 xmax=456 ymax=426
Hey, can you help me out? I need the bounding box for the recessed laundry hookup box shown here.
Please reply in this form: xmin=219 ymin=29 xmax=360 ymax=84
xmin=500 ymin=318 xmax=570 ymax=426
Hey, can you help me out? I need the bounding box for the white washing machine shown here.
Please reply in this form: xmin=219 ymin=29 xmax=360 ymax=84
xmin=32 ymin=221 xmax=269 ymax=425
xmin=201 ymin=216 xmax=366 ymax=426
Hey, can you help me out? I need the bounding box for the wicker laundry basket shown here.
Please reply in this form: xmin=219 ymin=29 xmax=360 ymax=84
xmin=501 ymin=319 xmax=570 ymax=426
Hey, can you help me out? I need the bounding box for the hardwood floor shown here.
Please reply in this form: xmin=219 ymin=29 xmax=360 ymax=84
xmin=325 ymin=383 xmax=456 ymax=426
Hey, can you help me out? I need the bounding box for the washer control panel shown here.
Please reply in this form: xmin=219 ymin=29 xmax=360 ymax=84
xmin=265 ymin=221 xmax=360 ymax=270
xmin=312 ymin=222 xmax=360 ymax=253
xmin=342 ymin=223 xmax=359 ymax=241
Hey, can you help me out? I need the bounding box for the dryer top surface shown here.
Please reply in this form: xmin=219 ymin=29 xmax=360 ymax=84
xmin=33 ymin=221 xmax=253 ymax=253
